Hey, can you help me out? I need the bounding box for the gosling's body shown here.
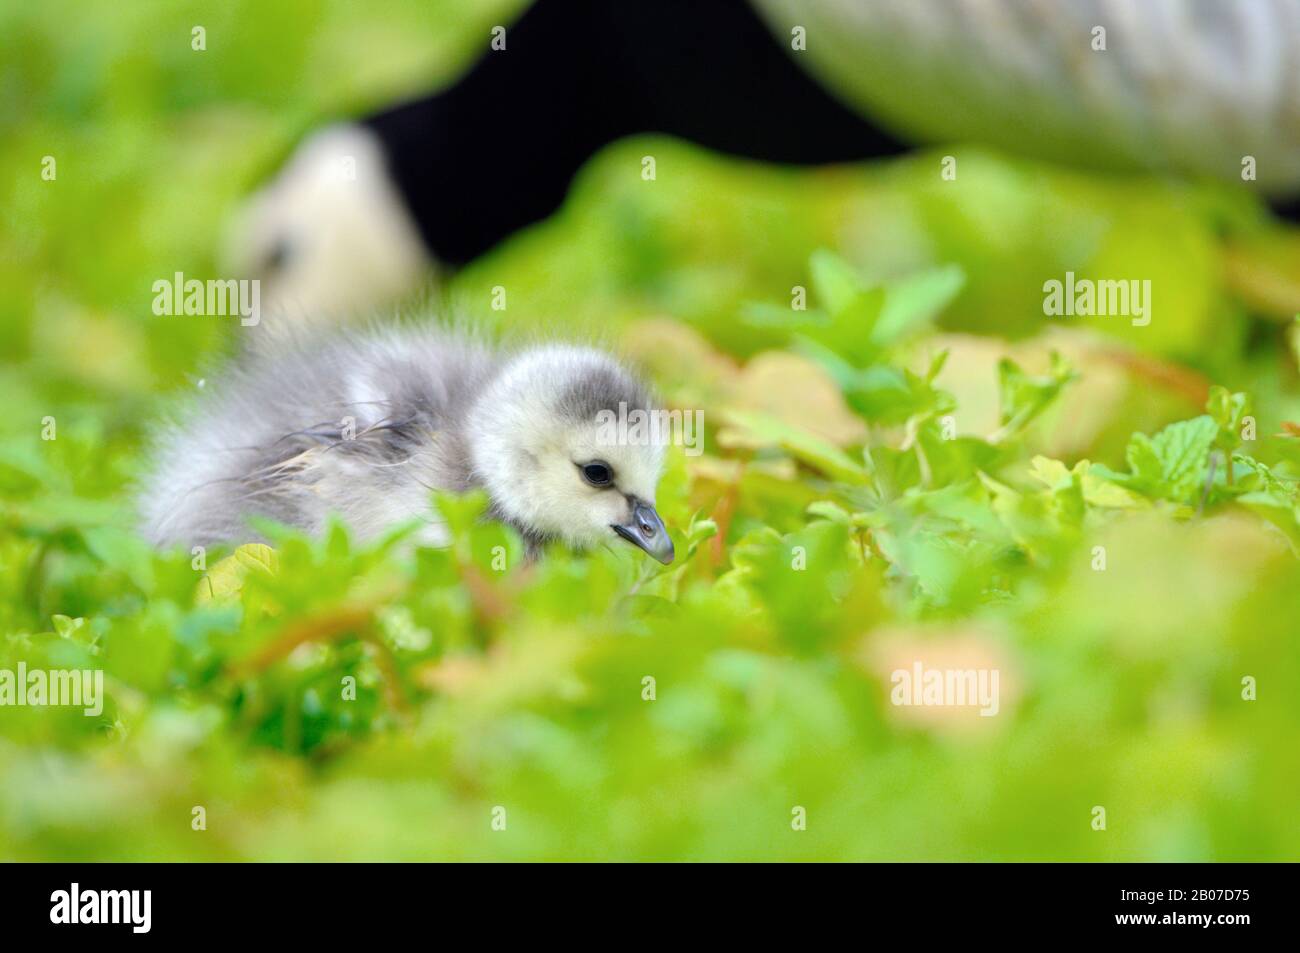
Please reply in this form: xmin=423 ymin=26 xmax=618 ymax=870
xmin=139 ymin=324 xmax=672 ymax=561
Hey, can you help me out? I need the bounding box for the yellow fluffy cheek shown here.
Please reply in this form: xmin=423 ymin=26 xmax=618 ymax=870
xmin=563 ymin=491 xmax=629 ymax=546
xmin=586 ymin=491 xmax=631 ymax=529
xmin=526 ymin=463 xmax=624 ymax=544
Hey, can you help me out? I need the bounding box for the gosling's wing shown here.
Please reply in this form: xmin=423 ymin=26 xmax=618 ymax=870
xmin=138 ymin=324 xmax=496 ymax=549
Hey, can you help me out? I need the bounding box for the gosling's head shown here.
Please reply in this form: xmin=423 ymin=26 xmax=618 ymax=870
xmin=468 ymin=345 xmax=674 ymax=563
xmin=225 ymin=125 xmax=432 ymax=338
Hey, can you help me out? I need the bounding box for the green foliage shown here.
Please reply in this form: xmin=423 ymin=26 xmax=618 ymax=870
xmin=993 ymin=352 xmax=1076 ymax=443
xmin=5 ymin=248 xmax=1300 ymax=860
xmin=3 ymin=5 xmax=1300 ymax=861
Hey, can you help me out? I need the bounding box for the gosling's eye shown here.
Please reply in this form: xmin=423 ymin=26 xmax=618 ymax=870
xmin=260 ymin=236 xmax=294 ymax=275
xmin=579 ymin=461 xmax=613 ymax=487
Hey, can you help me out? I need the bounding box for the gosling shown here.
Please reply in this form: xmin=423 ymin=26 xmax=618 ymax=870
xmin=139 ymin=324 xmax=674 ymax=563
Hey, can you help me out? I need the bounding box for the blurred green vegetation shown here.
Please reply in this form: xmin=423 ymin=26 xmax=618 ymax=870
xmin=2 ymin=1 xmax=1299 ymax=860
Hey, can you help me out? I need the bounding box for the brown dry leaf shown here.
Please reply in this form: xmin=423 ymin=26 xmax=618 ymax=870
xmin=687 ymin=455 xmax=797 ymax=485
xmin=624 ymin=319 xmax=868 ymax=463
xmin=914 ymin=333 xmax=1007 ymax=438
xmin=415 ymin=634 xmax=589 ymax=707
xmin=622 ymin=318 xmax=738 ymax=396
xmin=686 ymin=455 xmax=746 ymax=485
xmin=917 ymin=326 xmax=1204 ymax=459
xmin=860 ymin=624 xmax=1020 ymax=737
xmin=728 ymin=350 xmax=867 ymax=446
xmin=415 ymin=653 xmax=493 ymax=696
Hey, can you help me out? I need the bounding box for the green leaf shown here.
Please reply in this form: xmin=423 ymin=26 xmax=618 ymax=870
xmin=720 ymin=409 xmax=869 ymax=484
xmin=1134 ymin=415 xmax=1218 ymax=501
xmin=1206 ymin=386 xmax=1249 ymax=432
xmin=1031 ymin=456 xmax=1149 ymax=509
xmin=991 ymin=352 xmax=1075 ymax=443
xmin=806 ymin=501 xmax=852 ymax=524
xmin=686 ymin=518 xmax=719 ymax=546
xmin=1236 ymin=492 xmax=1300 ymax=550
xmin=197 ymin=543 xmax=279 ymax=605
xmin=739 ymin=302 xmax=832 ymax=331
xmin=809 ymin=249 xmax=866 ymax=313
xmin=871 ymin=263 xmax=966 ymax=348
xmin=52 ymin=614 xmax=87 ymax=640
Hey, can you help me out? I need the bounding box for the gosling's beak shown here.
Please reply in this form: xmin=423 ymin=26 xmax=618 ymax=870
xmin=611 ymin=498 xmax=675 ymax=564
